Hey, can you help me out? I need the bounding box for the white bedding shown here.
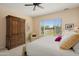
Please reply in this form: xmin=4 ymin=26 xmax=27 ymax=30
xmin=26 ymin=36 xmax=79 ymax=56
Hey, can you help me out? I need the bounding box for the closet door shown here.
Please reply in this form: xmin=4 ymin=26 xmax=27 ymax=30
xmin=6 ymin=15 xmax=25 ymax=50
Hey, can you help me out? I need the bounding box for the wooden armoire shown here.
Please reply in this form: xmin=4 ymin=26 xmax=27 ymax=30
xmin=6 ymin=15 xmax=25 ymax=50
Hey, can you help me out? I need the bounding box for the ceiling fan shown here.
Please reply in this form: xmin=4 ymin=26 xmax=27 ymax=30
xmin=24 ymin=3 xmax=44 ymax=11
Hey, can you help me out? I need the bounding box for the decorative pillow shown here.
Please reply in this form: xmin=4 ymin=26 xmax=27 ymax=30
xmin=55 ymin=35 xmax=62 ymax=42
xmin=73 ymin=42 xmax=79 ymax=54
xmin=60 ymin=34 xmax=79 ymax=49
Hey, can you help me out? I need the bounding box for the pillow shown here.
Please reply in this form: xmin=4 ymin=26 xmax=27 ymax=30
xmin=73 ymin=42 xmax=79 ymax=54
xmin=60 ymin=34 xmax=79 ymax=49
xmin=55 ymin=35 xmax=62 ymax=42
xmin=60 ymin=31 xmax=77 ymax=45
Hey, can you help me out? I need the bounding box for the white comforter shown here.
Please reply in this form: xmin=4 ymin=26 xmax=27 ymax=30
xmin=26 ymin=36 xmax=79 ymax=56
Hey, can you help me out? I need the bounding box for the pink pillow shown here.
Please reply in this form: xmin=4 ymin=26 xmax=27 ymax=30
xmin=55 ymin=35 xmax=62 ymax=42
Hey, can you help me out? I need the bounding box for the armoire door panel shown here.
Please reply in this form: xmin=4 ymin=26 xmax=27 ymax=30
xmin=17 ymin=21 xmax=22 ymax=33
xmin=12 ymin=20 xmax=18 ymax=34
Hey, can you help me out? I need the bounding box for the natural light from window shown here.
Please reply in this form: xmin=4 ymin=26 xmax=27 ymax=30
xmin=40 ymin=17 xmax=62 ymax=36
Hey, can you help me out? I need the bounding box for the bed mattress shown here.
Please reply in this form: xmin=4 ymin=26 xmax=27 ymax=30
xmin=26 ymin=36 xmax=79 ymax=56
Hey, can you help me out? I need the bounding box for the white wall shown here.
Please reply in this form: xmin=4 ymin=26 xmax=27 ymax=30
xmin=33 ymin=7 xmax=79 ymax=35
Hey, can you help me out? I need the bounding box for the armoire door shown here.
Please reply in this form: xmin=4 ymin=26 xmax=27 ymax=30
xmin=6 ymin=15 xmax=25 ymax=50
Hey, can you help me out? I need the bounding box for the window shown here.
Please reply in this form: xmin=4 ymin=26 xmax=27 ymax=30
xmin=40 ymin=18 xmax=62 ymax=36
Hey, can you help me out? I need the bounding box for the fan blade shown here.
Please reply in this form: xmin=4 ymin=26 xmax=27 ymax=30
xmin=33 ymin=6 xmax=36 ymax=11
xmin=24 ymin=4 xmax=33 ymax=6
xmin=37 ymin=5 xmax=44 ymax=9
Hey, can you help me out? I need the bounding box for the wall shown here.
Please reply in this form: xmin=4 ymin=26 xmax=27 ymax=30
xmin=32 ymin=7 xmax=79 ymax=36
xmin=0 ymin=8 xmax=33 ymax=55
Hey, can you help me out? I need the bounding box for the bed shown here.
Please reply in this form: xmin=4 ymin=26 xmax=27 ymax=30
xmin=26 ymin=35 xmax=79 ymax=56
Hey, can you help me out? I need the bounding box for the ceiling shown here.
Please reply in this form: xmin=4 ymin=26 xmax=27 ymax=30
xmin=0 ymin=3 xmax=79 ymax=17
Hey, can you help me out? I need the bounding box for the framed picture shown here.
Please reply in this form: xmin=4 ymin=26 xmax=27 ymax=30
xmin=65 ymin=24 xmax=74 ymax=31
